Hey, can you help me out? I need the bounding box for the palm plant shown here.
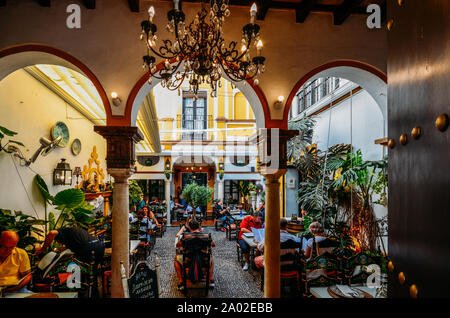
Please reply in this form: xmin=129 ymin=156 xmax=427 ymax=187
xmin=287 ymin=115 xmax=387 ymax=252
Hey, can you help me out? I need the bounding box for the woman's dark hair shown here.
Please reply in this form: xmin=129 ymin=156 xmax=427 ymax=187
xmin=188 ymin=218 xmax=200 ymax=230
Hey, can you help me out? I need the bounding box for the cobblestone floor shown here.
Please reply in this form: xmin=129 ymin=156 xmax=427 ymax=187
xmin=148 ymin=226 xmax=263 ymax=298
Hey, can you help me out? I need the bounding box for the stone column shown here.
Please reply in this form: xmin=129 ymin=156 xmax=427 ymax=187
xmin=108 ymin=168 xmax=133 ymax=298
xmin=217 ymin=178 xmax=225 ymax=201
xmin=165 ymin=177 xmax=171 ymax=225
xmin=251 ymin=128 xmax=298 ymax=298
xmin=94 ymin=126 xmax=143 ymax=298
xmin=262 ymin=170 xmax=285 ymax=297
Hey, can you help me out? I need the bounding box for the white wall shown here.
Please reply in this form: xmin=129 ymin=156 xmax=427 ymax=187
xmin=0 ymin=69 xmax=107 ymax=220
xmin=312 ymin=89 xmax=385 ymax=161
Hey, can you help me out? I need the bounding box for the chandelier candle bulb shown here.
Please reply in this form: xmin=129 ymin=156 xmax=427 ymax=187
xmin=257 ymin=40 xmax=263 ymax=56
xmin=250 ymin=3 xmax=257 ymax=24
xmin=148 ymin=6 xmax=155 ymax=22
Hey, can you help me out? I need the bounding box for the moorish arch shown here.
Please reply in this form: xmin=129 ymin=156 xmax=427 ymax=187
xmin=284 ymin=60 xmax=388 ymax=132
xmin=0 ymin=43 xmax=112 ymax=125
xmin=125 ymin=60 xmax=272 ymax=129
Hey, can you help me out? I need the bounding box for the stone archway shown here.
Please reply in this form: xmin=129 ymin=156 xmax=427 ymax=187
xmin=284 ymin=60 xmax=388 ymax=132
xmin=0 ymin=43 xmax=112 ymax=124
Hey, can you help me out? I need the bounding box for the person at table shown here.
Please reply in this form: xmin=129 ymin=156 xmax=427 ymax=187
xmin=304 ymin=222 xmax=334 ymax=260
xmin=36 ymin=227 xmax=105 ymax=265
xmin=238 ymin=211 xmax=263 ymax=271
xmin=0 ymin=231 xmax=32 ymax=293
xmin=175 ymin=195 xmax=187 ymax=220
xmin=133 ymin=208 xmax=154 ymax=243
xmin=214 ymin=199 xmax=231 ymax=232
xmin=174 ymin=218 xmax=215 ymax=291
xmin=142 ymin=205 xmax=160 ymax=229
xmin=258 ymin=202 xmax=265 ymax=223
xmin=254 ymin=218 xmax=303 ymax=269
xmin=138 ymin=195 xmax=149 ymax=210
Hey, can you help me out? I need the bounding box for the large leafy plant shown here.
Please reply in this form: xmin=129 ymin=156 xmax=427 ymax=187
xmin=287 ymin=115 xmax=388 ymax=252
xmin=34 ymin=174 xmax=95 ymax=231
xmin=0 ymin=209 xmax=46 ymax=250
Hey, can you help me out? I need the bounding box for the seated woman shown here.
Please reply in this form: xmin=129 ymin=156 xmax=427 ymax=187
xmin=174 ymin=218 xmax=214 ymax=291
xmin=304 ymin=222 xmax=333 ymax=260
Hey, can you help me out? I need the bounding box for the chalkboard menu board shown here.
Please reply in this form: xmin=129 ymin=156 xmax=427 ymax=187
xmin=128 ymin=261 xmax=159 ymax=298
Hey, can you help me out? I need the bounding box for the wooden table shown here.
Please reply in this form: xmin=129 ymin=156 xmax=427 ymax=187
xmin=241 ymin=234 xmax=258 ymax=248
xmin=3 ymin=292 xmax=78 ymax=298
xmin=310 ymin=286 xmax=379 ymax=298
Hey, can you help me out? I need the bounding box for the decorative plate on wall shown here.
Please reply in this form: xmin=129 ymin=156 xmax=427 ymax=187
xmin=71 ymin=138 xmax=81 ymax=155
xmin=51 ymin=121 xmax=70 ymax=148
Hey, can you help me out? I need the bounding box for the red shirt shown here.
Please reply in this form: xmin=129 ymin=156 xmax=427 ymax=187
xmin=238 ymin=216 xmax=262 ymax=240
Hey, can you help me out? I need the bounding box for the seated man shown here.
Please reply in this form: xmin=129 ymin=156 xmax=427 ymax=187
xmin=174 ymin=218 xmax=215 ymax=291
xmin=238 ymin=212 xmax=262 ymax=271
xmin=175 ymin=195 xmax=187 ymax=221
xmin=258 ymin=202 xmax=265 ymax=224
xmin=0 ymin=231 xmax=32 ymax=293
xmin=214 ymin=199 xmax=232 ymax=232
xmin=254 ymin=218 xmax=303 ymax=269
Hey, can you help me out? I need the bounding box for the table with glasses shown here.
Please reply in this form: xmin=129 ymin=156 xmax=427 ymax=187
xmin=310 ymin=285 xmax=380 ymax=298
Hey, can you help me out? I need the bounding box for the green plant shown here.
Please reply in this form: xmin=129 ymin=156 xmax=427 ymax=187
xmin=34 ymin=175 xmax=95 ymax=231
xmin=0 ymin=209 xmax=46 ymax=250
xmin=288 ymin=115 xmax=388 ymax=252
xmin=164 ymin=169 xmax=171 ymax=180
xmin=0 ymin=125 xmax=24 ymax=153
xmin=129 ymin=179 xmax=143 ymax=208
xmin=182 ymin=182 xmax=213 ymax=216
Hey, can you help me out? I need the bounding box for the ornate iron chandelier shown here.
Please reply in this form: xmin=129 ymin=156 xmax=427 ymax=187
xmin=140 ymin=0 xmax=265 ymax=96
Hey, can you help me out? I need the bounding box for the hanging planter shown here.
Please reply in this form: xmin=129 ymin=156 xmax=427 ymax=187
xmin=164 ymin=169 xmax=171 ymax=180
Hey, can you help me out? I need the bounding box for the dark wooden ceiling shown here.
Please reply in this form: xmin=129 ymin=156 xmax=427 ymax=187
xmin=0 ymin=0 xmax=386 ymax=25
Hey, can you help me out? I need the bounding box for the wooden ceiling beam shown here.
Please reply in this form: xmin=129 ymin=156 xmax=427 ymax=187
xmin=36 ymin=0 xmax=50 ymax=7
xmin=295 ymin=0 xmax=316 ymax=23
xmin=333 ymin=0 xmax=364 ymax=25
xmin=82 ymin=0 xmax=95 ymax=9
xmin=128 ymin=0 xmax=139 ymax=12
xmin=256 ymin=0 xmax=272 ymax=21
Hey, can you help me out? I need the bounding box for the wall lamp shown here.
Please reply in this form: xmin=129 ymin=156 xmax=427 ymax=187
xmin=273 ymin=95 xmax=284 ymax=110
xmin=111 ymin=92 xmax=121 ymax=106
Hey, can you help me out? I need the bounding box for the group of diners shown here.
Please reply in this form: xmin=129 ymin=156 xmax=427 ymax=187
xmin=1 ymin=226 xmax=105 ymax=296
xmin=238 ymin=213 xmax=332 ymax=272
xmin=129 ymin=195 xmax=163 ymax=243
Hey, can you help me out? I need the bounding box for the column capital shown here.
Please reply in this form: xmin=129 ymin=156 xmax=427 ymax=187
xmin=261 ymin=169 xmax=287 ymax=180
xmin=250 ymin=128 xmax=298 ymax=175
xmin=107 ymin=168 xmax=135 ymax=183
xmin=94 ymin=126 xmax=144 ymax=170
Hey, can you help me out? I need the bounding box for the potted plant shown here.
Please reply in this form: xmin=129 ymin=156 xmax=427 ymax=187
xmin=0 ymin=125 xmax=24 ymax=154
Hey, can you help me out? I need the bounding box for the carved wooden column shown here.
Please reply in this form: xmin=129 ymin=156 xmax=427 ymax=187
xmin=94 ymin=126 xmax=143 ymax=298
xmin=252 ymin=128 xmax=298 ymax=298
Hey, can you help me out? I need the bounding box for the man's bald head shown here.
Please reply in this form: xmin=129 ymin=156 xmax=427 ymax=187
xmin=0 ymin=231 xmax=19 ymax=258
xmin=0 ymin=231 xmax=19 ymax=244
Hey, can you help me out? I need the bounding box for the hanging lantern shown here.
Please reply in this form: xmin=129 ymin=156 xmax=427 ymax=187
xmin=53 ymin=158 xmax=73 ymax=186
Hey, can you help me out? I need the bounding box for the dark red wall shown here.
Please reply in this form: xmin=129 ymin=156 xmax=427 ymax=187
xmin=387 ymin=0 xmax=450 ymax=298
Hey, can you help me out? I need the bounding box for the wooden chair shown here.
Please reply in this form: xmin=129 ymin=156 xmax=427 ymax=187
xmin=346 ymin=251 xmax=384 ymax=286
xmin=304 ymin=252 xmax=339 ymax=296
xmin=227 ymin=217 xmax=241 ymax=241
xmin=260 ymin=239 xmax=305 ymax=297
xmin=180 ymin=232 xmax=213 ymax=296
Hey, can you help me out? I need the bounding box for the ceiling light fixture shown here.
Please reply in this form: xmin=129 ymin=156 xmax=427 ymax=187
xmin=140 ymin=0 xmax=265 ymax=96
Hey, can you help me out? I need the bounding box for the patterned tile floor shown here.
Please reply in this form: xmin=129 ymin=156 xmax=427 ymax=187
xmin=148 ymin=226 xmax=263 ymax=298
